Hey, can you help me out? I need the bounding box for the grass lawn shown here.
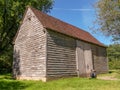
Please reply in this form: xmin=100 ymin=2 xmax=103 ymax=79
xmin=0 ymin=70 xmax=120 ymax=90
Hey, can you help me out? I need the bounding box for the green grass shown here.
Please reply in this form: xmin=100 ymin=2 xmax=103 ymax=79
xmin=0 ymin=71 xmax=120 ymax=90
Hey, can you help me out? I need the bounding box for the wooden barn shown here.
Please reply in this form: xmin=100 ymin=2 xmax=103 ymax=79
xmin=13 ymin=7 xmax=108 ymax=82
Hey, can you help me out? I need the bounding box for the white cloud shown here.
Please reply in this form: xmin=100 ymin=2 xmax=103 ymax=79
xmin=53 ymin=8 xmax=94 ymax=11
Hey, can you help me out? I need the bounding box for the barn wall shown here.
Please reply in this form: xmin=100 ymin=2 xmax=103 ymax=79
xmin=98 ymin=47 xmax=108 ymax=73
xmin=76 ymin=40 xmax=108 ymax=77
xmin=91 ymin=45 xmax=108 ymax=74
xmin=13 ymin=8 xmax=46 ymax=81
xmin=46 ymin=30 xmax=77 ymax=78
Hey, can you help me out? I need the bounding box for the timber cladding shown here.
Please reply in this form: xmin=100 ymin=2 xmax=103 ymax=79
xmin=76 ymin=40 xmax=108 ymax=77
xmin=13 ymin=7 xmax=108 ymax=82
xmin=46 ymin=30 xmax=77 ymax=77
xmin=13 ymin=8 xmax=46 ymax=79
xmin=91 ymin=45 xmax=108 ymax=74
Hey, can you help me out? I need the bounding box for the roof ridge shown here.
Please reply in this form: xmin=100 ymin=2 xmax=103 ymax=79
xmin=30 ymin=7 xmax=106 ymax=47
xmin=30 ymin=7 xmax=90 ymax=34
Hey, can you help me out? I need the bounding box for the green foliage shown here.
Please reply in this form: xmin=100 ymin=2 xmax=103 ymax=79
xmin=107 ymin=44 xmax=120 ymax=69
xmin=0 ymin=47 xmax=13 ymax=74
xmin=0 ymin=0 xmax=54 ymax=74
xmin=96 ymin=0 xmax=120 ymax=42
xmin=109 ymin=60 xmax=120 ymax=69
xmin=0 ymin=74 xmax=120 ymax=90
xmin=107 ymin=44 xmax=120 ymax=60
xmin=0 ymin=0 xmax=54 ymax=51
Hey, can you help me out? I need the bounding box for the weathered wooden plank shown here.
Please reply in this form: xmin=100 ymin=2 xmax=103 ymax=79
xmin=47 ymin=30 xmax=77 ymax=77
xmin=13 ymin=8 xmax=46 ymax=79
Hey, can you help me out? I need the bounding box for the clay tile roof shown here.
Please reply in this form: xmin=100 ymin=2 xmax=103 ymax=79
xmin=30 ymin=7 xmax=106 ymax=47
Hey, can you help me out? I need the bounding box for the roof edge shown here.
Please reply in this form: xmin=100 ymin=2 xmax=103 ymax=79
xmin=12 ymin=6 xmax=31 ymax=44
xmin=45 ymin=27 xmax=107 ymax=48
xmin=31 ymin=7 xmax=106 ymax=48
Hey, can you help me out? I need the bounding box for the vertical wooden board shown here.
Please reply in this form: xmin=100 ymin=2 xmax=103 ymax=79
xmin=84 ymin=43 xmax=93 ymax=75
xmin=76 ymin=40 xmax=86 ymax=76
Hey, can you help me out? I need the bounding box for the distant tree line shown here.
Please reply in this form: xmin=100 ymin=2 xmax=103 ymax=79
xmin=107 ymin=44 xmax=120 ymax=69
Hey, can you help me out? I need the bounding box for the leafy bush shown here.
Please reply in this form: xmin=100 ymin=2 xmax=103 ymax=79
xmin=0 ymin=47 xmax=13 ymax=74
xmin=109 ymin=60 xmax=120 ymax=69
xmin=107 ymin=44 xmax=120 ymax=69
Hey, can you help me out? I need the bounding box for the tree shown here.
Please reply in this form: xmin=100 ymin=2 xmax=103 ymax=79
xmin=107 ymin=44 xmax=120 ymax=69
xmin=107 ymin=44 xmax=120 ymax=60
xmin=0 ymin=0 xmax=54 ymax=52
xmin=0 ymin=0 xmax=54 ymax=73
xmin=95 ymin=0 xmax=120 ymax=42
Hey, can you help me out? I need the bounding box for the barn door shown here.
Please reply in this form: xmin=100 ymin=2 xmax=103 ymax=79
xmin=84 ymin=43 xmax=93 ymax=76
xmin=76 ymin=40 xmax=93 ymax=77
xmin=76 ymin=40 xmax=86 ymax=77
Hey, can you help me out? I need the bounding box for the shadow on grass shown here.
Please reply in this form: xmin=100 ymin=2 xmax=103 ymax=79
xmin=0 ymin=81 xmax=29 ymax=90
xmin=0 ymin=74 xmax=29 ymax=90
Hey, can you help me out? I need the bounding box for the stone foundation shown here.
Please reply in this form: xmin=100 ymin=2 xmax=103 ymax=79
xmin=16 ymin=76 xmax=47 ymax=82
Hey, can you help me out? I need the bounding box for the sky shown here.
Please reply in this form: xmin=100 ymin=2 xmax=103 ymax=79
xmin=48 ymin=0 xmax=112 ymax=45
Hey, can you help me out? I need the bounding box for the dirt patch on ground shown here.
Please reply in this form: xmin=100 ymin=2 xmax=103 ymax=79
xmin=97 ymin=76 xmax=119 ymax=80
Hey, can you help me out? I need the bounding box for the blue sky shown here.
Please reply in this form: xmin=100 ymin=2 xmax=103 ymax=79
xmin=48 ymin=0 xmax=112 ymax=45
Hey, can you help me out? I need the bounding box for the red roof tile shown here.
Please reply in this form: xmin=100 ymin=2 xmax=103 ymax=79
xmin=31 ymin=7 xmax=105 ymax=47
